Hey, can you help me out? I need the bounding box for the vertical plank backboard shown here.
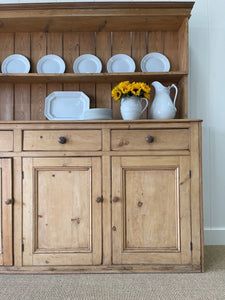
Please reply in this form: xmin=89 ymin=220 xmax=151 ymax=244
xmin=0 ymin=33 xmax=14 ymax=120
xmin=148 ymin=31 xmax=164 ymax=114
xmin=30 ymin=33 xmax=46 ymax=120
xmin=132 ymin=32 xmax=148 ymax=119
xmin=79 ymin=32 xmax=96 ymax=108
xmin=63 ymin=32 xmax=80 ymax=92
xmin=15 ymin=33 xmax=31 ymax=120
xmin=112 ymin=32 xmax=131 ymax=119
xmin=164 ymin=31 xmax=179 ymax=71
xmin=148 ymin=31 xmax=164 ymax=53
xmin=96 ymin=32 xmax=112 ymax=108
xmin=47 ymin=32 xmax=63 ymax=95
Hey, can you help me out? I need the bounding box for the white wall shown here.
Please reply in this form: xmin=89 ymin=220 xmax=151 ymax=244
xmin=1 ymin=0 xmax=224 ymax=245
xmin=189 ymin=0 xmax=225 ymax=245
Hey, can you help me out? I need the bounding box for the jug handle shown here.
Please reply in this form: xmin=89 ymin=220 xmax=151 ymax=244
xmin=170 ymin=84 xmax=178 ymax=106
xmin=140 ymin=98 xmax=149 ymax=115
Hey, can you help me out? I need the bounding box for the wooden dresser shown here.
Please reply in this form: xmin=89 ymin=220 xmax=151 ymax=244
xmin=0 ymin=2 xmax=203 ymax=273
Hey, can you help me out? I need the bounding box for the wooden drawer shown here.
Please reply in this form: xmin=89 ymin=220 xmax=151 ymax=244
xmin=0 ymin=131 xmax=13 ymax=151
xmin=111 ymin=129 xmax=190 ymax=151
xmin=23 ymin=130 xmax=102 ymax=151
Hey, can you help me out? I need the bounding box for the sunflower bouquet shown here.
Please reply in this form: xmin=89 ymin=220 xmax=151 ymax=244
xmin=112 ymin=81 xmax=151 ymax=102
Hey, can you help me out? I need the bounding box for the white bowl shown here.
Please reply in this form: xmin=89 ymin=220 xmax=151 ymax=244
xmin=83 ymin=108 xmax=112 ymax=120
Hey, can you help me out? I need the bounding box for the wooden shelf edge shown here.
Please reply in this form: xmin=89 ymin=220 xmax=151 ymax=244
xmin=0 ymin=2 xmax=195 ymax=11
xmin=0 ymin=72 xmax=188 ymax=84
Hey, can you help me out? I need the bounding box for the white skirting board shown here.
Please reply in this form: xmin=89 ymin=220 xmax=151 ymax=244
xmin=204 ymin=228 xmax=225 ymax=245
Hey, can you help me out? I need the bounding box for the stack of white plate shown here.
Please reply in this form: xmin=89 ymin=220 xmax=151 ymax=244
xmin=83 ymin=108 xmax=112 ymax=120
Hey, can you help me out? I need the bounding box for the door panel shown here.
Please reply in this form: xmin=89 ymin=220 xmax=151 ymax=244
xmin=23 ymin=157 xmax=102 ymax=266
xmin=112 ymin=156 xmax=191 ymax=265
xmin=125 ymin=167 xmax=178 ymax=250
xmin=0 ymin=158 xmax=13 ymax=266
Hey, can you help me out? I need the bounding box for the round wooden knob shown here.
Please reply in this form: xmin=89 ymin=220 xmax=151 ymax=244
xmin=146 ymin=135 xmax=154 ymax=143
xmin=5 ymin=198 xmax=13 ymax=205
xmin=96 ymin=196 xmax=103 ymax=203
xmin=58 ymin=136 xmax=67 ymax=144
xmin=138 ymin=201 xmax=143 ymax=207
xmin=112 ymin=196 xmax=119 ymax=203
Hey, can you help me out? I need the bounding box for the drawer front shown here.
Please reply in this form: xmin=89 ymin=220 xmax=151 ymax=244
xmin=111 ymin=129 xmax=190 ymax=151
xmin=0 ymin=131 xmax=13 ymax=151
xmin=23 ymin=130 xmax=102 ymax=151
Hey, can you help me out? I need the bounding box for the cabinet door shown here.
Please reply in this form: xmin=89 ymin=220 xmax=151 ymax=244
xmin=23 ymin=157 xmax=102 ymax=266
xmin=112 ymin=156 xmax=191 ymax=265
xmin=0 ymin=159 xmax=13 ymax=266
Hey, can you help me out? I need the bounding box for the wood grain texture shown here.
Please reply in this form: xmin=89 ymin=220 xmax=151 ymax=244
xmin=0 ymin=120 xmax=203 ymax=272
xmin=178 ymin=18 xmax=189 ymax=72
xmin=23 ymin=157 xmax=102 ymax=266
xmin=190 ymin=122 xmax=203 ymax=270
xmin=164 ymin=31 xmax=179 ymax=71
xmin=1 ymin=159 xmax=13 ymax=266
xmin=13 ymin=157 xmax=22 ymax=267
xmin=0 ymin=131 xmax=13 ymax=151
xmin=79 ymin=32 xmax=96 ymax=108
xmin=14 ymin=33 xmax=31 ymax=120
xmin=36 ymin=167 xmax=91 ymax=250
xmin=23 ymin=130 xmax=102 ymax=151
xmin=30 ymin=32 xmax=46 ymax=120
xmin=96 ymin=32 xmax=112 ymax=108
xmin=47 ymin=32 xmax=63 ymax=96
xmin=112 ymin=32 xmax=131 ymax=119
xmin=63 ymin=32 xmax=80 ymax=92
xmin=0 ymin=33 xmax=14 ymax=121
xmin=0 ymin=2 xmax=194 ymax=33
xmin=132 ymin=32 xmax=148 ymax=119
xmin=112 ymin=155 xmax=192 ymax=265
xmin=111 ymin=129 xmax=190 ymax=151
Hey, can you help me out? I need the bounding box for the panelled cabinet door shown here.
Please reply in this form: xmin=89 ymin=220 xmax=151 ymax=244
xmin=0 ymin=159 xmax=13 ymax=266
xmin=112 ymin=156 xmax=192 ymax=266
xmin=22 ymin=157 xmax=102 ymax=266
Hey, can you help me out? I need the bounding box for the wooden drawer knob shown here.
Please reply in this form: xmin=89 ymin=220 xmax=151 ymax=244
xmin=146 ymin=135 xmax=154 ymax=143
xmin=112 ymin=196 xmax=119 ymax=203
xmin=5 ymin=198 xmax=13 ymax=205
xmin=58 ymin=136 xmax=67 ymax=144
xmin=96 ymin=196 xmax=103 ymax=203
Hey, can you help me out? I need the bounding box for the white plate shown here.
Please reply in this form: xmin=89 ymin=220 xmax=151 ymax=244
xmin=141 ymin=52 xmax=170 ymax=72
xmin=1 ymin=54 xmax=30 ymax=73
xmin=83 ymin=108 xmax=112 ymax=120
xmin=37 ymin=54 xmax=66 ymax=73
xmin=45 ymin=91 xmax=90 ymax=120
xmin=107 ymin=54 xmax=135 ymax=73
xmin=73 ymin=54 xmax=102 ymax=73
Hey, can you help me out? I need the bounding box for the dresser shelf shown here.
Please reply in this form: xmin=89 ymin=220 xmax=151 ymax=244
xmin=0 ymin=71 xmax=188 ymax=84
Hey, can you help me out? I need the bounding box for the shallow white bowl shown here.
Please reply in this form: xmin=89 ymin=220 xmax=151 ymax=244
xmin=83 ymin=108 xmax=112 ymax=120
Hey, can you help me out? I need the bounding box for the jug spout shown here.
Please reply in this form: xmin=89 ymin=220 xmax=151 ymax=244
xmin=152 ymin=81 xmax=165 ymax=91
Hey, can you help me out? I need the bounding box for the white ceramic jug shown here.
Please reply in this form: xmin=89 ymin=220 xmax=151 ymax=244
xmin=149 ymin=81 xmax=178 ymax=119
xmin=120 ymin=96 xmax=148 ymax=120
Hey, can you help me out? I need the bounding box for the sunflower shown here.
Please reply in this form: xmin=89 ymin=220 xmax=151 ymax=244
xmin=141 ymin=82 xmax=151 ymax=94
xmin=112 ymin=87 xmax=122 ymax=101
xmin=144 ymin=93 xmax=150 ymax=100
xmin=131 ymin=82 xmax=142 ymax=96
xmin=118 ymin=81 xmax=131 ymax=94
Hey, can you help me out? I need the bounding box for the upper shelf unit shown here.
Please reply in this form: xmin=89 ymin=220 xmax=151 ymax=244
xmin=0 ymin=2 xmax=194 ymax=121
xmin=0 ymin=2 xmax=194 ymax=32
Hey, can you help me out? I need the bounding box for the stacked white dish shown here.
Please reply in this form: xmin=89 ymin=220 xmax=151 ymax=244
xmin=83 ymin=108 xmax=112 ymax=120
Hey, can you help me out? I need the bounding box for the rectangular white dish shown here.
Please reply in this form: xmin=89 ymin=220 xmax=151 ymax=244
xmin=45 ymin=91 xmax=90 ymax=120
